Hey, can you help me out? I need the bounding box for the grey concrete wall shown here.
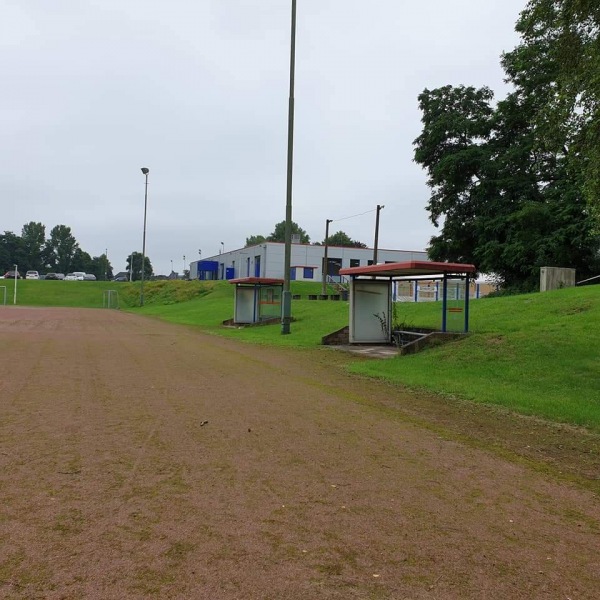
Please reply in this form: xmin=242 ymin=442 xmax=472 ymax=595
xmin=540 ymin=267 xmax=576 ymax=292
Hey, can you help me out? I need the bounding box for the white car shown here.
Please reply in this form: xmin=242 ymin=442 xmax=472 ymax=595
xmin=64 ymin=273 xmax=79 ymax=281
xmin=25 ymin=271 xmax=40 ymax=280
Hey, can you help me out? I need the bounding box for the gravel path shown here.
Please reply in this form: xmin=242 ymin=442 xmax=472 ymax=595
xmin=0 ymin=306 xmax=598 ymax=599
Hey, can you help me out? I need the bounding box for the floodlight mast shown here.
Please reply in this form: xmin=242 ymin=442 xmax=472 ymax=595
xmin=282 ymin=0 xmax=297 ymax=335
xmin=140 ymin=168 xmax=149 ymax=306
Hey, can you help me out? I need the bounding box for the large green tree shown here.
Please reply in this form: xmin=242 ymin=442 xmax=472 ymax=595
xmin=414 ymin=2 xmax=600 ymax=290
xmin=0 ymin=231 xmax=26 ymax=273
xmin=324 ymin=230 xmax=367 ymax=248
xmin=267 ymin=221 xmax=310 ymax=244
xmin=126 ymin=252 xmax=153 ymax=281
xmin=505 ymin=0 xmax=600 ymax=213
xmin=245 ymin=235 xmax=266 ymax=247
xmin=245 ymin=221 xmax=311 ymax=245
xmin=21 ymin=222 xmax=46 ymax=272
xmin=90 ymin=253 xmax=113 ymax=280
xmin=71 ymin=248 xmax=94 ymax=274
xmin=45 ymin=225 xmax=79 ymax=273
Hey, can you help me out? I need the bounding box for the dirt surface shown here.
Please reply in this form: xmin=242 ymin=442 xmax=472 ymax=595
xmin=0 ymin=306 xmax=598 ymax=600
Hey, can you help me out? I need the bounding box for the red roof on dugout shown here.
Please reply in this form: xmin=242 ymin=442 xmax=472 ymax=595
xmin=229 ymin=277 xmax=284 ymax=285
xmin=339 ymin=261 xmax=476 ymax=277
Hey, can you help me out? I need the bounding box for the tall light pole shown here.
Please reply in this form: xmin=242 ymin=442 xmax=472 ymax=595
xmin=322 ymin=218 xmax=332 ymax=295
xmin=182 ymin=255 xmax=186 ymax=278
xmin=282 ymin=0 xmax=297 ymax=335
xmin=13 ymin=264 xmax=17 ymax=305
xmin=140 ymin=167 xmax=149 ymax=306
xmin=373 ymin=204 xmax=384 ymax=265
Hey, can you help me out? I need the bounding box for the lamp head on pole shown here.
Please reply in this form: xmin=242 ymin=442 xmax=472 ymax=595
xmin=141 ymin=167 xmax=149 ymax=175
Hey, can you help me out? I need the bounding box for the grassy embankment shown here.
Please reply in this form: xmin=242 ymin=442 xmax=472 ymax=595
xmin=3 ymin=278 xmax=599 ymax=432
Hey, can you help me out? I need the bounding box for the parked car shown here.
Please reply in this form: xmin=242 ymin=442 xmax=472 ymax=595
xmin=73 ymin=272 xmax=86 ymax=280
xmin=113 ymin=276 xmax=128 ymax=282
xmin=45 ymin=272 xmax=59 ymax=280
xmin=83 ymin=274 xmax=97 ymax=281
xmin=26 ymin=270 xmax=40 ymax=279
xmin=3 ymin=270 xmax=21 ymax=279
xmin=55 ymin=273 xmax=65 ymax=280
xmin=64 ymin=273 xmax=79 ymax=281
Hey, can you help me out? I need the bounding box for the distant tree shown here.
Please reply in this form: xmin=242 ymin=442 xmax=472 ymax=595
xmin=325 ymin=230 xmax=367 ymax=248
xmin=267 ymin=221 xmax=310 ymax=244
xmin=126 ymin=252 xmax=153 ymax=281
xmin=245 ymin=235 xmax=267 ymax=247
xmin=71 ymin=248 xmax=94 ymax=274
xmin=21 ymin=222 xmax=45 ymax=272
xmin=0 ymin=231 xmax=26 ymax=272
xmin=90 ymin=254 xmax=113 ymax=280
xmin=45 ymin=225 xmax=79 ymax=273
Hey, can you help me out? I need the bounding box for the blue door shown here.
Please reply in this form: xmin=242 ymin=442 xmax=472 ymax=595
xmin=254 ymin=255 xmax=261 ymax=277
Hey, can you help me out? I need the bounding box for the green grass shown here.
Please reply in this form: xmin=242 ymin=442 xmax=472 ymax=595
xmin=349 ymin=286 xmax=600 ymax=431
xmin=138 ymin=281 xmax=348 ymax=348
xmin=1 ymin=279 xmax=124 ymax=308
xmin=4 ymin=277 xmax=600 ymax=432
xmin=0 ymin=279 xmax=217 ymax=309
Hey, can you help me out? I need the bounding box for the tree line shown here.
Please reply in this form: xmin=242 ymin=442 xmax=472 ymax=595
xmin=0 ymin=222 xmax=113 ymax=279
xmin=414 ymin=0 xmax=600 ymax=291
xmin=0 ymin=222 xmax=159 ymax=281
xmin=245 ymin=220 xmax=366 ymax=248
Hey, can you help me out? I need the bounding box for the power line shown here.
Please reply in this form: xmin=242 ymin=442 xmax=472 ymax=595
xmin=331 ymin=208 xmax=377 ymax=223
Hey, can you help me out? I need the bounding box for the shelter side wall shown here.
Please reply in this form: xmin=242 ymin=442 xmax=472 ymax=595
xmin=234 ymin=287 xmax=256 ymax=323
xmin=350 ymin=280 xmax=391 ymax=344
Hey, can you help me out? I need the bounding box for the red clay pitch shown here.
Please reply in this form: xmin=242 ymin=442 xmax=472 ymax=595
xmin=0 ymin=306 xmax=598 ymax=599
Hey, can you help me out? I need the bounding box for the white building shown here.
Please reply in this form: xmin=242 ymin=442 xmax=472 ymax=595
xmin=189 ymin=242 xmax=428 ymax=282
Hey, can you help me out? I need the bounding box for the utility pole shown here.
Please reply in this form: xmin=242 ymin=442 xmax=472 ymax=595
xmin=322 ymin=218 xmax=333 ymax=295
xmin=373 ymin=204 xmax=384 ymax=264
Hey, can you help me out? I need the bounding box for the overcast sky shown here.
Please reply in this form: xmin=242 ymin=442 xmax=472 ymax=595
xmin=2 ymin=0 xmax=527 ymax=275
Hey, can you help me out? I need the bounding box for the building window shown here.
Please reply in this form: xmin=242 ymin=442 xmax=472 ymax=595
xmin=350 ymin=259 xmax=360 ymax=268
xmin=367 ymin=260 xmax=374 ymax=266
xmin=303 ymin=267 xmax=314 ymax=279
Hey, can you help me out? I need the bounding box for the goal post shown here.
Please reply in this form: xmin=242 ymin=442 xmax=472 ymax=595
xmin=102 ymin=290 xmax=119 ymax=309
